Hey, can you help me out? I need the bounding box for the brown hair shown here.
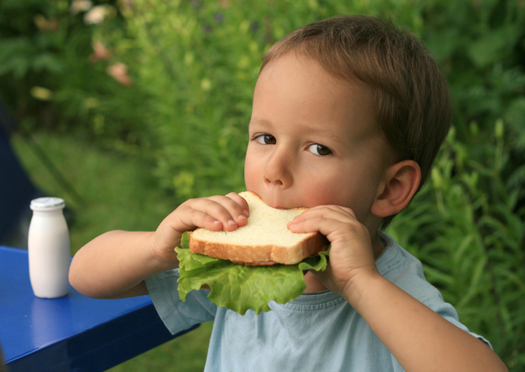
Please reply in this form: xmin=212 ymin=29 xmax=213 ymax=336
xmin=261 ymin=15 xmax=452 ymax=227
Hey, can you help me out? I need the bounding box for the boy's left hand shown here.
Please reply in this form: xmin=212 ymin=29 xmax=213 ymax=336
xmin=287 ymin=205 xmax=381 ymax=303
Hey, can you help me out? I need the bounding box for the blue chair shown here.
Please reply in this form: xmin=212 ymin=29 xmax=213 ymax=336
xmin=0 ymin=100 xmax=40 ymax=247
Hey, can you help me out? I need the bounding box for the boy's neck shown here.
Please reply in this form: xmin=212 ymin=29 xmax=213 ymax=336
xmin=303 ymin=271 xmax=328 ymax=292
xmin=303 ymin=232 xmax=385 ymax=293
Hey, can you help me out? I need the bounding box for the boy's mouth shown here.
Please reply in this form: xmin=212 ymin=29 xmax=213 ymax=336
xmin=261 ymin=197 xmax=297 ymax=210
xmin=252 ymin=190 xmax=304 ymax=210
xmin=260 ymin=198 xmax=286 ymax=210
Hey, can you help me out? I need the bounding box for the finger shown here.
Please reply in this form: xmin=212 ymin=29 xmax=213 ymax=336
xmin=207 ymin=194 xmax=250 ymax=228
xmin=185 ymin=196 xmax=246 ymax=231
xmin=295 ymin=205 xmax=354 ymax=220
xmin=289 ymin=214 xmax=368 ymax=245
xmin=154 ymin=207 xmax=223 ymax=256
xmin=287 ymin=215 xmax=333 ymax=235
xmin=185 ymin=210 xmax=224 ymax=231
xmin=225 ymin=192 xmax=250 ymax=217
xmin=166 ymin=204 xmax=223 ymax=233
xmin=289 ymin=205 xmax=356 ymax=227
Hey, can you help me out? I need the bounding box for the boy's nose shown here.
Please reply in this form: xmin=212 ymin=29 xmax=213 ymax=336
xmin=263 ymin=148 xmax=293 ymax=188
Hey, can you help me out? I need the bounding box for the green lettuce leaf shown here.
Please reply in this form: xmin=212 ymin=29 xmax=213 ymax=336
xmin=175 ymin=233 xmax=329 ymax=315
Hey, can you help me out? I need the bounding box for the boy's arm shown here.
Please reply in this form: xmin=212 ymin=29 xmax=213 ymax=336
xmin=289 ymin=205 xmax=508 ymax=372
xmin=349 ymin=270 xmax=508 ymax=372
xmin=69 ymin=230 xmax=173 ymax=299
xmin=69 ymin=193 xmax=250 ymax=299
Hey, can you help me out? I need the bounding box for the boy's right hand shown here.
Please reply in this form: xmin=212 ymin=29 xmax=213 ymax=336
xmin=151 ymin=192 xmax=250 ymax=263
xmin=70 ymin=192 xmax=249 ymax=299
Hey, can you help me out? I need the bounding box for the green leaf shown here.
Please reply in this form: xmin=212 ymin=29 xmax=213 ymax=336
xmin=175 ymin=245 xmax=329 ymax=315
xmin=467 ymin=24 xmax=520 ymax=68
xmin=32 ymin=52 xmax=65 ymax=74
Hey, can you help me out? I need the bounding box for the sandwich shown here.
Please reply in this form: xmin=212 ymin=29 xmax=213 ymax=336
xmin=176 ymin=191 xmax=330 ymax=315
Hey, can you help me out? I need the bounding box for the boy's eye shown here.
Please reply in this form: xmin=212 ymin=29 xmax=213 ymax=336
xmin=308 ymin=143 xmax=332 ymax=156
xmin=254 ymin=134 xmax=276 ymax=145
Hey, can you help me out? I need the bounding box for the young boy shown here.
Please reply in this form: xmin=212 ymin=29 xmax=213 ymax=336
xmin=69 ymin=15 xmax=508 ymax=371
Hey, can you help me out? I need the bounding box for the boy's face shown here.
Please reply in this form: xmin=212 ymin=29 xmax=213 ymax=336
xmin=245 ymin=53 xmax=392 ymax=228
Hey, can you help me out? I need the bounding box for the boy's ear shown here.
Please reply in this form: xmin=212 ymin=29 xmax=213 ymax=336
xmin=370 ymin=160 xmax=421 ymax=218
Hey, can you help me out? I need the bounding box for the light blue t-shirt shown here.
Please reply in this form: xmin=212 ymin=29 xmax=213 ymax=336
xmin=145 ymin=233 xmax=489 ymax=371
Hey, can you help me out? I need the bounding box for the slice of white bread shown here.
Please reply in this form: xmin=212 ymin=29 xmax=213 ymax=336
xmin=189 ymin=191 xmax=328 ymax=265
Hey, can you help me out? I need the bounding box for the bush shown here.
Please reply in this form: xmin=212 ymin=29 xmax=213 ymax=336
xmin=0 ymin=0 xmax=77 ymax=129
xmin=389 ymin=124 xmax=525 ymax=369
xmin=90 ymin=0 xmax=427 ymax=201
xmin=0 ymin=0 xmax=152 ymax=152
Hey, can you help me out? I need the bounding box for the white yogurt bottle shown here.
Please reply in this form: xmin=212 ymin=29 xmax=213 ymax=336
xmin=28 ymin=197 xmax=71 ymax=298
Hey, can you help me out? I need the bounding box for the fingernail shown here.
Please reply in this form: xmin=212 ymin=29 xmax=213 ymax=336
xmin=243 ymin=210 xmax=250 ymax=217
xmin=237 ymin=215 xmax=247 ymax=222
xmin=227 ymin=220 xmax=236 ymax=226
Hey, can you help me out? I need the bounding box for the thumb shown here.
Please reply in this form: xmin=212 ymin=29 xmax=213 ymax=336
xmin=309 ymin=265 xmax=335 ymax=291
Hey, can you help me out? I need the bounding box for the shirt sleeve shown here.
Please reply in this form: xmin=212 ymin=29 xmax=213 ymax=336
xmin=422 ymin=295 xmax=493 ymax=348
xmin=145 ymin=268 xmax=217 ymax=335
xmin=379 ymin=242 xmax=493 ymax=350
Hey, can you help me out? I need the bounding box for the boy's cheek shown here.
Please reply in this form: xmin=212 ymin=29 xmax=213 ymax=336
xmin=244 ymin=154 xmax=262 ymax=188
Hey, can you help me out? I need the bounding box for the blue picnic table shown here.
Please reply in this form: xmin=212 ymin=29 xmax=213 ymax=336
xmin=0 ymin=245 xmax=197 ymax=371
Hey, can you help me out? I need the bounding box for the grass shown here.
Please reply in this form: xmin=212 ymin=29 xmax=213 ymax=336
xmin=12 ymin=132 xmax=174 ymax=251
xmin=11 ymin=132 xmax=212 ymax=372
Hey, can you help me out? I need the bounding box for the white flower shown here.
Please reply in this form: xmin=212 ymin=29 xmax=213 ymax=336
xmin=84 ymin=5 xmax=110 ymax=25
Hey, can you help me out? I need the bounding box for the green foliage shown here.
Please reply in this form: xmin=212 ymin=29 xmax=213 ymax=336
xmin=419 ymin=0 xmax=525 ymax=188
xmin=0 ymin=0 xmax=84 ymax=126
xmin=11 ymin=132 xmax=175 ymax=251
xmin=0 ymin=0 xmax=68 ymax=80
xmin=0 ymin=0 xmax=151 ymax=151
xmin=115 ymin=0 xmax=262 ymax=199
xmin=389 ymin=124 xmax=525 ymax=370
xmin=90 ymin=0 xmax=427 ymax=201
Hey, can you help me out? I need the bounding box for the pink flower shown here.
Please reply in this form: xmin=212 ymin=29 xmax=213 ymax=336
xmin=107 ymin=62 xmax=132 ymax=86
xmin=89 ymin=41 xmax=112 ymax=62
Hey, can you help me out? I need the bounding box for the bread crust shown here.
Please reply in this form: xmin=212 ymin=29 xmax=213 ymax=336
xmin=188 ymin=191 xmax=329 ymax=265
xmin=189 ymin=231 xmax=327 ymax=265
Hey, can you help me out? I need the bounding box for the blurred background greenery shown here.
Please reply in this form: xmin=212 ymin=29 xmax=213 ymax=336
xmin=1 ymin=0 xmax=524 ymax=370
